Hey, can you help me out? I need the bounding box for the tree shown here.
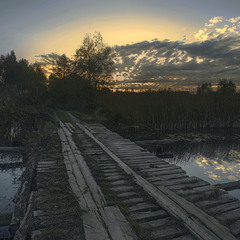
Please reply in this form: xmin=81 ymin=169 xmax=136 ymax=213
xmin=48 ymin=54 xmax=93 ymax=106
xmin=216 ymin=79 xmax=236 ymax=95
xmin=197 ymin=82 xmax=213 ymax=95
xmin=0 ymin=51 xmax=47 ymax=96
xmin=51 ymin=54 xmax=72 ymax=79
xmin=74 ymin=32 xmax=115 ymax=89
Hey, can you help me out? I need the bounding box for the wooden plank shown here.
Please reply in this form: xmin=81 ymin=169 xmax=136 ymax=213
xmin=130 ymin=210 xmax=168 ymax=221
xmin=196 ymin=195 xmax=237 ymax=208
xmin=61 ymin=153 xmax=89 ymax=211
xmin=104 ymin=172 xmax=125 ymax=177
xmin=215 ymin=181 xmax=240 ymax=191
xmin=0 ymin=147 xmax=25 ymax=152
xmin=168 ymin=181 xmax=209 ymax=191
xmin=129 ymin=203 xmax=160 ymax=212
xmin=102 ymin=169 xmax=121 ymax=174
xmin=215 ymin=208 xmax=240 ymax=222
xmin=74 ymin=153 xmax=107 ymax=208
xmin=100 ymin=206 xmax=138 ymax=240
xmin=105 ymin=175 xmax=125 ymax=181
xmin=68 ymin=153 xmax=98 ymax=210
xmin=127 ymin=162 xmax=169 ymax=168
xmin=111 ymin=185 xmax=134 ymax=192
xmin=120 ymin=156 xmax=158 ymax=161
xmin=110 ymin=180 xmax=128 ymax=186
xmin=172 ymin=234 xmax=196 ymax=240
xmin=82 ymin=211 xmax=110 ymax=240
xmin=76 ymin=121 xmax=237 ymax=240
xmin=128 ymin=162 xmax=169 ymax=168
xmin=208 ymin=201 xmax=240 ymax=215
xmin=118 ymin=192 xmax=137 ymax=198
xmin=157 ymin=185 xmax=236 ymax=239
xmin=38 ymin=161 xmax=56 ymax=165
xmin=58 ymin=129 xmax=94 ymax=211
xmin=152 ymin=226 xmax=187 ymax=239
xmin=61 ymin=124 xmax=107 ymax=209
xmin=141 ymin=168 xmax=185 ymax=177
xmin=139 ymin=217 xmax=172 ymax=228
xmin=152 ymin=177 xmax=190 ymax=187
xmin=229 ymin=220 xmax=240 ymax=235
xmin=65 ymin=123 xmax=74 ymax=133
xmin=176 ymin=185 xmax=215 ymax=196
xmin=122 ymin=198 xmax=145 ymax=204
xmin=140 ymin=165 xmax=182 ymax=172
xmin=148 ymin=173 xmax=187 ymax=182
xmin=67 ymin=122 xmax=75 ymax=130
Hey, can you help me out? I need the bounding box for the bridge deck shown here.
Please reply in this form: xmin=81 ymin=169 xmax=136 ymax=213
xmin=57 ymin=114 xmax=240 ymax=239
xmin=32 ymin=112 xmax=240 ymax=240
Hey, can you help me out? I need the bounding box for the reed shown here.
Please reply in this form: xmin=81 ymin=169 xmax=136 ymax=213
xmin=97 ymin=90 xmax=240 ymax=133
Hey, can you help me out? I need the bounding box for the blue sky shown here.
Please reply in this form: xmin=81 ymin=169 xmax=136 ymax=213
xmin=1 ymin=0 xmax=240 ymax=62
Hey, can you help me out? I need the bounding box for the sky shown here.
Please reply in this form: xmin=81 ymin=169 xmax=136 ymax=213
xmin=0 ymin=0 xmax=240 ymax=88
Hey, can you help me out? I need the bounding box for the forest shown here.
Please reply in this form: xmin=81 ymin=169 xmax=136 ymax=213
xmin=0 ymin=33 xmax=240 ymax=143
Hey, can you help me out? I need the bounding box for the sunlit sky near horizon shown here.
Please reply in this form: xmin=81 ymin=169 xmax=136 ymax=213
xmin=1 ymin=0 xmax=240 ymax=88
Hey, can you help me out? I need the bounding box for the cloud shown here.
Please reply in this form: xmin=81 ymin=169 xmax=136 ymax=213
xmin=229 ymin=17 xmax=240 ymax=23
xmin=35 ymin=52 xmax=60 ymax=74
xmin=113 ymin=36 xmax=240 ymax=89
xmin=195 ymin=16 xmax=240 ymax=41
xmin=35 ymin=52 xmax=60 ymax=66
xmin=209 ymin=16 xmax=223 ymax=24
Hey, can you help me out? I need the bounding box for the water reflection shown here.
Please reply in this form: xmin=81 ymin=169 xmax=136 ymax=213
xmin=142 ymin=137 xmax=240 ymax=185
xmin=0 ymin=167 xmax=23 ymax=213
xmin=0 ymin=152 xmax=24 ymax=215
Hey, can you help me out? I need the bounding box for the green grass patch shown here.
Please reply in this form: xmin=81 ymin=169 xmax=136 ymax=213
xmin=56 ymin=110 xmax=72 ymax=122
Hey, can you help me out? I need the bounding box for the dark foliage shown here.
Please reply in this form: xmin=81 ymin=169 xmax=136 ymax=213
xmin=0 ymin=51 xmax=48 ymax=143
xmin=98 ymin=88 xmax=240 ymax=133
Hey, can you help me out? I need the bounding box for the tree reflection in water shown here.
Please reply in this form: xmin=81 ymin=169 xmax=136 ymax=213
xmin=143 ymin=136 xmax=240 ymax=185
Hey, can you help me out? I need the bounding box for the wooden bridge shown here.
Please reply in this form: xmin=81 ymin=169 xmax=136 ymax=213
xmin=31 ymin=112 xmax=240 ymax=240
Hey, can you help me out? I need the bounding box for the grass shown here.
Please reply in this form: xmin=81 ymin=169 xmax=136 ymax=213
xmin=207 ymin=186 xmax=221 ymax=200
xmin=70 ymin=108 xmax=107 ymax=124
xmin=37 ymin=228 xmax=68 ymax=240
xmin=55 ymin=110 xmax=73 ymax=122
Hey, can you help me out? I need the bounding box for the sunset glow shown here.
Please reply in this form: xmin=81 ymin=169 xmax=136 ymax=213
xmin=1 ymin=0 xmax=240 ymax=88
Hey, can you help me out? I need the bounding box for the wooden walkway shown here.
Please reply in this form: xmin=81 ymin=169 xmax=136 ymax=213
xmin=57 ymin=112 xmax=240 ymax=240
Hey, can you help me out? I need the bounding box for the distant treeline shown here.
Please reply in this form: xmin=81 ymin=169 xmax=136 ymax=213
xmin=0 ymin=33 xmax=240 ymax=142
xmin=98 ymin=84 xmax=240 ymax=133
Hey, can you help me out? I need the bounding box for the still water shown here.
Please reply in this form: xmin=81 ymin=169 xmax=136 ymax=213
xmin=139 ymin=133 xmax=240 ymax=200
xmin=0 ymin=167 xmax=23 ymax=213
xmin=0 ymin=152 xmax=24 ymax=239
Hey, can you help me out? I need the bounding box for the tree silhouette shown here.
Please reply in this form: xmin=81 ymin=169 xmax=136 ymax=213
xmin=217 ymin=79 xmax=236 ymax=95
xmin=197 ymin=82 xmax=213 ymax=95
xmin=74 ymin=32 xmax=114 ymax=89
xmin=51 ymin=54 xmax=72 ymax=79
